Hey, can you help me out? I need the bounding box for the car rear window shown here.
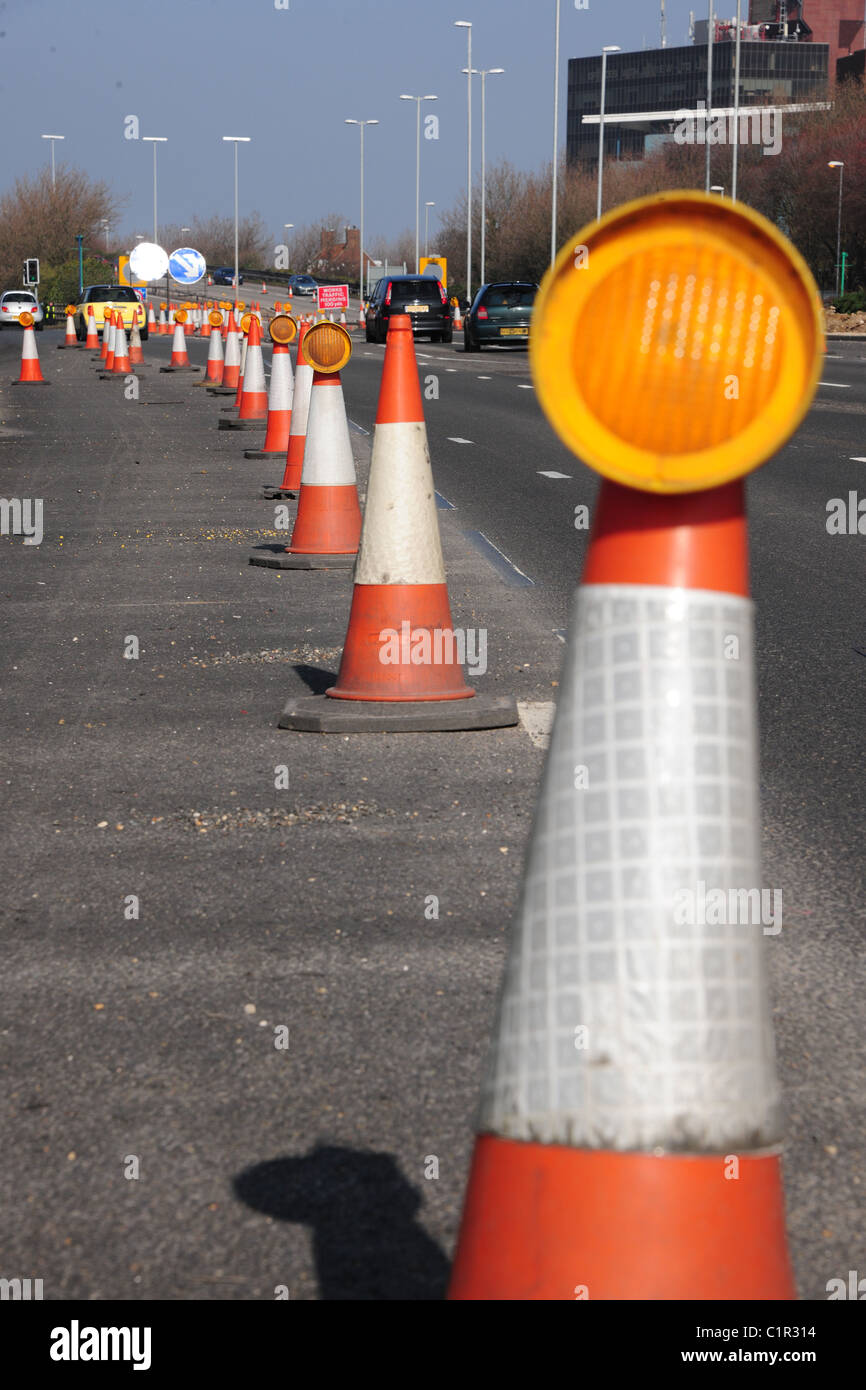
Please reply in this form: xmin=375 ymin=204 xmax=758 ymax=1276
xmin=483 ymin=286 xmax=536 ymax=309
xmin=392 ymin=280 xmax=441 ymax=302
xmin=3 ymin=292 xmax=36 ymax=303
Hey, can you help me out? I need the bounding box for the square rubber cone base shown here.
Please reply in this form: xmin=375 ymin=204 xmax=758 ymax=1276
xmin=12 ymin=379 xmax=50 ymax=385
xmin=244 ymin=449 xmax=287 ymax=459
xmin=249 ymin=549 xmax=356 ymax=570
xmin=278 ymin=692 xmax=519 ymax=733
xmin=218 ymin=417 xmax=265 ymax=431
xmin=207 ymin=386 xmax=237 ymax=396
xmin=261 ymin=486 xmax=298 ymax=499
xmin=160 ymin=365 xmax=201 ymax=373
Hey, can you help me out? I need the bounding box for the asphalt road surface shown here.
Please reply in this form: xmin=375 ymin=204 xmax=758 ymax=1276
xmin=0 ymin=321 xmax=863 ymax=1300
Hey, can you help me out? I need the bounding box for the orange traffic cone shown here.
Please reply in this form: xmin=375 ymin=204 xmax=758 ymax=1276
xmin=200 ymin=307 xmax=212 ymax=339
xmin=128 ymin=317 xmax=144 ymax=365
xmin=263 ymin=321 xmax=312 ymax=498
xmin=97 ymin=310 xmax=112 ymax=361
xmin=12 ymin=313 xmax=50 ymax=384
xmin=198 ymin=310 xmax=224 ymax=383
xmin=147 ymin=302 xmax=158 ymax=337
xmin=250 ymin=323 xmax=360 ymax=569
xmin=209 ymin=310 xmax=240 ymax=394
xmin=219 ymin=315 xmax=268 ymax=429
xmin=56 ymin=304 xmax=77 ymax=348
xmin=278 ymin=314 xmax=517 ymax=730
xmin=110 ymin=319 xmax=132 ymax=374
xmin=445 ymin=190 xmax=824 ymax=1299
xmin=157 ymin=304 xmax=168 ymax=335
xmin=358 ymin=304 xmax=366 ymax=330
xmin=244 ymin=316 xmax=296 ymax=459
xmin=85 ymin=305 xmax=99 ymax=350
xmin=103 ymin=311 xmax=117 ymax=371
xmin=160 ymin=311 xmax=200 ymax=372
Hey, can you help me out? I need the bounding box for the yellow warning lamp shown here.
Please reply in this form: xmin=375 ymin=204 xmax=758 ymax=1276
xmin=268 ymin=314 xmax=298 ymax=345
xmin=174 ymin=308 xmax=188 ymax=324
xmin=65 ymin=303 xmax=77 ymax=316
xmin=208 ymin=309 xmax=223 ymax=327
xmin=235 ymin=300 xmax=246 ymax=312
xmin=530 ymin=191 xmax=823 ymax=493
xmin=301 ymin=321 xmax=352 ymax=373
xmin=240 ymin=312 xmax=253 ymax=334
xmin=18 ymin=311 xmax=34 ymax=327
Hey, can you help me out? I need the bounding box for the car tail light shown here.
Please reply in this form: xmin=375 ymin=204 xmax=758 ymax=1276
xmin=477 ymin=306 xmax=488 ymax=320
xmin=384 ymin=283 xmax=392 ymax=305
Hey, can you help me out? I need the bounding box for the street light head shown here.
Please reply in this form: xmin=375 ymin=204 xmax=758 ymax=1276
xmin=423 ymin=95 xmax=438 ymax=101
xmin=454 ymin=19 xmax=471 ymax=27
xmin=426 ymin=201 xmax=435 ymax=207
xmin=603 ymin=45 xmax=622 ymax=52
xmin=142 ymin=135 xmax=168 ymax=142
xmin=828 ymin=161 xmax=844 ymax=168
xmin=367 ymin=119 xmax=379 ymax=125
xmin=400 ymin=94 xmax=414 ymax=100
xmin=489 ymin=68 xmax=505 ymax=75
xmin=222 ymin=136 xmax=251 ymax=142
xmin=41 ymin=133 xmax=65 ymax=139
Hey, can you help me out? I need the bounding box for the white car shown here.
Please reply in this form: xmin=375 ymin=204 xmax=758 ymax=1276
xmin=0 ymin=289 xmax=44 ymax=329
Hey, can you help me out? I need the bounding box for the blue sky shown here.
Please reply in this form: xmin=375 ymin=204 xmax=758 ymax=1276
xmin=4 ymin=0 xmax=701 ymax=250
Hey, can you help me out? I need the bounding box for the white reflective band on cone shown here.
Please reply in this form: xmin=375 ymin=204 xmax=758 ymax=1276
xmin=301 ymin=381 xmax=356 ymax=487
xmin=289 ymin=360 xmax=313 ymax=438
xmin=479 ymin=583 xmax=781 ymax=1154
xmin=354 ymin=422 xmax=446 ymax=587
xmin=242 ymin=340 xmax=266 ymax=396
xmin=21 ymin=329 xmax=37 ymax=358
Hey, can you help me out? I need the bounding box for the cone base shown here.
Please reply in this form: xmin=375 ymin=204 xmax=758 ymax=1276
xmin=218 ymin=417 xmax=262 ymax=430
xmin=244 ymin=450 xmax=287 ymax=459
xmin=278 ymin=692 xmax=517 ymax=733
xmin=448 ymin=1135 xmax=796 ymax=1301
xmin=248 ymin=550 xmax=355 ymax=570
xmin=160 ymin=365 xmax=200 ymax=373
xmin=207 ymin=386 xmax=236 ymax=395
xmin=12 ymin=378 xmax=50 ymax=385
xmin=261 ymin=486 xmax=298 ymax=499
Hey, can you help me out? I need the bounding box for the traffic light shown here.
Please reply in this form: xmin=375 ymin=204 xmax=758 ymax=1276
xmin=23 ymin=258 xmax=40 ymax=286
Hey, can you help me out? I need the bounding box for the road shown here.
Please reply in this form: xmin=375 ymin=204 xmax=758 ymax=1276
xmin=0 ymin=319 xmax=863 ymax=1300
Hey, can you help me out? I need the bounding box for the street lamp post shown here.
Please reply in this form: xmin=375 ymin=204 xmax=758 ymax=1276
xmin=597 ymin=46 xmax=621 ymax=221
xmin=345 ymin=119 xmax=378 ymax=303
xmin=222 ymin=136 xmax=251 ymax=295
xmin=425 ymin=202 xmax=435 ymax=258
xmin=829 ymin=161 xmax=845 ymax=297
xmin=706 ymin=2 xmax=714 ymax=192
xmin=711 ymin=184 xmax=725 ymax=196
xmin=551 ymin=0 xmax=560 ymax=264
xmin=731 ymin=0 xmax=743 ymax=201
xmin=142 ymin=137 xmax=167 ymax=243
xmin=400 ymin=95 xmax=438 ymax=274
xmin=462 ymin=67 xmax=504 ymax=287
xmin=455 ymin=20 xmax=472 ymax=303
xmin=41 ymin=134 xmax=65 ymax=189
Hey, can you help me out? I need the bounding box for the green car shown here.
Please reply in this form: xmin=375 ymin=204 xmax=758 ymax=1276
xmin=463 ymin=281 xmax=538 ymax=352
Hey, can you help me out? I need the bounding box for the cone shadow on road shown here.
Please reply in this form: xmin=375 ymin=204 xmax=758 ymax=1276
xmin=233 ymin=1146 xmax=449 ymax=1300
xmin=291 ymin=662 xmax=337 ymax=695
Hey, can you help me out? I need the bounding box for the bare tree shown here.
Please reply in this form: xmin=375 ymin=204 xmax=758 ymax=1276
xmin=0 ymin=166 xmax=125 ymax=290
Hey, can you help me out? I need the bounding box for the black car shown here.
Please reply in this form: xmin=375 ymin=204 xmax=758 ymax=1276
xmin=365 ymin=275 xmax=452 ymax=343
xmin=212 ymin=267 xmax=244 ymax=287
xmin=463 ymin=281 xmax=538 ymax=351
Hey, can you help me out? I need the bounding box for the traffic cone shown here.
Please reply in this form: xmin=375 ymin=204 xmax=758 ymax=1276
xmin=147 ymin=302 xmax=157 ymax=336
xmin=97 ymin=310 xmax=112 ymax=361
xmin=250 ymin=323 xmax=360 ymax=568
xmin=197 ymin=312 xmax=224 ymax=384
xmin=263 ymin=321 xmax=312 ymax=498
xmin=219 ymin=316 xmax=267 ymax=429
xmin=12 ymin=314 xmax=50 ymax=384
xmin=358 ymin=304 xmax=366 ymax=330
xmin=128 ymin=317 xmax=144 ymax=365
xmin=209 ymin=310 xmax=240 ymax=394
xmin=104 ymin=312 xmax=117 ymax=371
xmin=183 ymin=306 xmax=194 ymax=336
xmin=339 ymin=309 xmax=347 ymax=330
xmin=56 ymin=306 xmax=77 ymax=348
xmin=200 ymin=308 xmax=212 ymax=340
xmin=160 ymin=311 xmax=200 ymax=372
xmin=448 ymin=475 xmax=798 ymax=1298
xmin=453 ymin=303 xmax=463 ymax=330
xmin=85 ymin=305 xmax=99 ymax=350
xmin=244 ymin=336 xmax=294 ymax=459
xmin=232 ymin=329 xmax=249 ymax=408
xmin=157 ymin=304 xmax=169 ymax=335
xmin=262 ymin=280 xmax=267 ymax=294
xmin=100 ymin=319 xmax=131 ymax=377
xmin=277 ymin=314 xmax=517 ymax=730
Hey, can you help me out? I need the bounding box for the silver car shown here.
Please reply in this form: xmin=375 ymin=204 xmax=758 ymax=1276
xmin=0 ymin=289 xmax=44 ymax=329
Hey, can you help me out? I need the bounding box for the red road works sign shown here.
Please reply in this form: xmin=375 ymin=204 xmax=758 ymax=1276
xmin=317 ymin=284 xmax=349 ymax=313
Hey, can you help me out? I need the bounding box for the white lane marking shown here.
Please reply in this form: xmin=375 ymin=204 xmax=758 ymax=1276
xmin=819 ymin=381 xmax=851 ymax=388
xmin=446 ymin=368 xmax=457 ymax=372
xmin=477 ymin=375 xmax=492 ymax=379
xmin=348 ymin=419 xmax=370 ymax=436
xmin=538 ymin=470 xmax=572 ymax=479
xmin=448 ymin=436 xmax=474 ymax=444
xmin=517 ymin=701 xmax=556 ymax=750
xmin=517 ymin=383 xmax=534 ymax=389
xmin=851 ymin=456 xmax=866 ymax=462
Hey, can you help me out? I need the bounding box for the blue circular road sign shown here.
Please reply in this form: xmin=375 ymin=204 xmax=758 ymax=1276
xmin=168 ymin=247 xmax=207 ymax=286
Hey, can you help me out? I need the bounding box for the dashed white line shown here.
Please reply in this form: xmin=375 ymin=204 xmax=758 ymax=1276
xmin=517 ymin=384 xmax=534 ymax=389
xmin=447 ymin=437 xmax=474 ymax=444
xmin=538 ymin=470 xmax=572 ymax=479
xmin=851 ymin=456 xmax=866 ymax=462
xmin=477 ymin=375 xmax=492 ymax=379
xmin=819 ymin=381 xmax=851 ymax=388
